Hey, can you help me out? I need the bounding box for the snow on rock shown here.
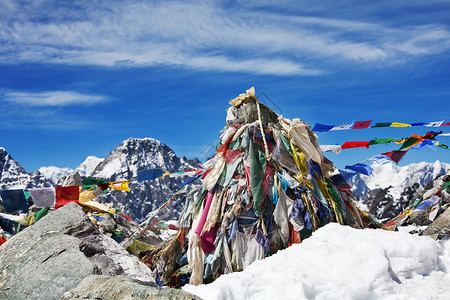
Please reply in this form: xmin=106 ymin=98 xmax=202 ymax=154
xmin=75 ymin=156 xmax=104 ymax=177
xmin=38 ymin=166 xmax=75 ymax=183
xmin=350 ymin=161 xmax=450 ymax=199
xmin=0 ymin=148 xmax=52 ymax=189
xmin=183 ymin=223 xmax=450 ymax=300
xmin=350 ymin=161 xmax=450 ymax=220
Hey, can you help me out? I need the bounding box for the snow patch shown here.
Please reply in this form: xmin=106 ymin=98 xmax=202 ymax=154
xmin=184 ymin=223 xmax=450 ymax=300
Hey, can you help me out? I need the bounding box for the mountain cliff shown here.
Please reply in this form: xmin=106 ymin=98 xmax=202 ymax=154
xmin=349 ymin=161 xmax=450 ymax=219
xmin=90 ymin=138 xmax=202 ymax=221
xmin=0 ymin=147 xmax=53 ymax=191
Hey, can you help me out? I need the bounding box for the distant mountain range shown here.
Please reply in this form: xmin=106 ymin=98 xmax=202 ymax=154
xmin=1 ymin=140 xmax=448 ymax=222
xmin=348 ymin=161 xmax=450 ymax=220
xmin=0 ymin=139 xmax=202 ymax=221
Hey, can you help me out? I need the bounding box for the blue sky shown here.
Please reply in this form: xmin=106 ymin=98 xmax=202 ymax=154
xmin=0 ymin=0 xmax=449 ymax=172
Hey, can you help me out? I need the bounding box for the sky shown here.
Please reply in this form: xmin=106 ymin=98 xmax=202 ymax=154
xmin=0 ymin=0 xmax=449 ymax=172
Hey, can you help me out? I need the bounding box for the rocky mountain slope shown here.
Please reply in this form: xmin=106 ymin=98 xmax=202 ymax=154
xmin=0 ymin=147 xmax=53 ymax=191
xmin=348 ymin=161 xmax=450 ymax=220
xmin=92 ymin=138 xmax=202 ymax=221
xmin=0 ymin=138 xmax=202 ymax=221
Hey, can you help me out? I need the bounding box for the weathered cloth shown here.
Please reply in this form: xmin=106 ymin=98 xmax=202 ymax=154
xmin=28 ymin=187 xmax=56 ymax=208
xmin=54 ymin=186 xmax=79 ymax=209
xmin=0 ymin=190 xmax=28 ymax=214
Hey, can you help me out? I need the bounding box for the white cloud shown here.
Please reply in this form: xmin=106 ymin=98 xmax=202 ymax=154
xmin=0 ymin=1 xmax=449 ymax=75
xmin=4 ymin=90 xmax=107 ymax=106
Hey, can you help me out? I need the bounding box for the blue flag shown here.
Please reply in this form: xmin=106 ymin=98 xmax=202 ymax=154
xmin=345 ymin=163 xmax=373 ymax=176
xmin=312 ymin=123 xmax=334 ymax=132
xmin=0 ymin=190 xmax=29 ymax=214
xmin=137 ymin=168 xmax=164 ymax=181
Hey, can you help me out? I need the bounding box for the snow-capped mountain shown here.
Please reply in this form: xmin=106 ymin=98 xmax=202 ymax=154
xmin=38 ymin=156 xmax=104 ymax=184
xmin=1 ymin=138 xmax=202 ymax=221
xmin=0 ymin=147 xmax=53 ymax=191
xmin=76 ymin=156 xmax=104 ymax=177
xmin=91 ymin=138 xmax=202 ymax=221
xmin=37 ymin=166 xmax=76 ymax=184
xmin=349 ymin=161 xmax=450 ymax=219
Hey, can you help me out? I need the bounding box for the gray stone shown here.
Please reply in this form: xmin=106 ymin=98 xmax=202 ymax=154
xmin=0 ymin=202 xmax=155 ymax=300
xmin=422 ymin=206 xmax=450 ymax=239
xmin=61 ymin=172 xmax=83 ymax=187
xmin=60 ymin=275 xmax=201 ymax=300
xmin=226 ymin=99 xmax=279 ymax=126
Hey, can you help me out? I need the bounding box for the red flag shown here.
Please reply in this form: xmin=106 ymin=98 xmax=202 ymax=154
xmin=352 ymin=120 xmax=372 ymax=129
xmin=341 ymin=141 xmax=370 ymax=149
xmin=381 ymin=150 xmax=408 ymax=164
xmin=54 ymin=186 xmax=79 ymax=209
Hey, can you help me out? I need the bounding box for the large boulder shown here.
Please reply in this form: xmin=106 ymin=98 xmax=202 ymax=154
xmin=60 ymin=275 xmax=201 ymax=300
xmin=422 ymin=206 xmax=450 ymax=239
xmin=0 ymin=202 xmax=155 ymax=300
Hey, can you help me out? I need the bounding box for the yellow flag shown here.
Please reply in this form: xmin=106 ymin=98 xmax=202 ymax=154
xmin=390 ymin=122 xmax=411 ymax=128
xmin=109 ymin=182 xmax=131 ymax=192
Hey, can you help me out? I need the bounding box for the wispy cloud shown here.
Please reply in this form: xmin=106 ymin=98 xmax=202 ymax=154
xmin=0 ymin=1 xmax=449 ymax=76
xmin=3 ymin=90 xmax=107 ymax=106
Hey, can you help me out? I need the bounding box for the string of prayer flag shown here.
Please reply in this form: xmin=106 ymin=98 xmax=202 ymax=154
xmin=312 ymin=120 xmax=448 ymax=132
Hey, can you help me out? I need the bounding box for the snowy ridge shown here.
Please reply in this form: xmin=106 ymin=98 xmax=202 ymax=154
xmin=0 ymin=148 xmax=53 ymax=190
xmin=350 ymin=161 xmax=450 ymax=198
xmin=184 ymin=223 xmax=450 ymax=299
xmin=38 ymin=156 xmax=104 ymax=184
xmin=76 ymin=156 xmax=104 ymax=177
xmin=38 ymin=166 xmax=75 ymax=184
xmin=349 ymin=161 xmax=450 ymax=219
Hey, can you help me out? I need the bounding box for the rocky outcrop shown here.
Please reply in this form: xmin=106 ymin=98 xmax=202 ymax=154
xmin=60 ymin=275 xmax=201 ymax=300
xmin=422 ymin=206 xmax=450 ymax=239
xmin=0 ymin=147 xmax=53 ymax=191
xmin=0 ymin=202 xmax=156 ymax=300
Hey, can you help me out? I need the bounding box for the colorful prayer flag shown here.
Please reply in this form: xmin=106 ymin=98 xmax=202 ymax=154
xmin=319 ymin=145 xmax=342 ymax=154
xmin=369 ymin=138 xmax=395 ymax=145
xmin=0 ymin=190 xmax=28 ymax=214
xmin=425 ymin=121 xmax=444 ymax=127
xmin=381 ymin=150 xmax=408 ymax=164
xmin=371 ymin=122 xmax=392 ymax=128
xmin=28 ymin=187 xmax=56 ymax=208
xmin=344 ymin=163 xmax=373 ymax=176
xmin=390 ymin=122 xmax=411 ymax=128
xmin=341 ymin=141 xmax=370 ymax=149
xmin=54 ymin=186 xmax=79 ymax=209
xmin=330 ymin=123 xmax=353 ymax=131
xmin=137 ymin=168 xmax=164 ymax=181
xmin=352 ymin=120 xmax=372 ymax=129
xmin=399 ymin=135 xmax=423 ymax=150
xmin=312 ymin=123 xmax=334 ymax=132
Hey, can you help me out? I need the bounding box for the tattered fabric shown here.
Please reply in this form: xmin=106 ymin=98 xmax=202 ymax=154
xmin=54 ymin=186 xmax=79 ymax=209
xmin=0 ymin=190 xmax=28 ymax=214
xmin=28 ymin=187 xmax=56 ymax=208
xmin=381 ymin=150 xmax=408 ymax=164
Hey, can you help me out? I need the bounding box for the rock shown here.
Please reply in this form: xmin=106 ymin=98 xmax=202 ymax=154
xmin=409 ymin=209 xmax=432 ymax=226
xmin=60 ymin=275 xmax=201 ymax=300
xmin=0 ymin=202 xmax=155 ymax=300
xmin=226 ymin=99 xmax=279 ymax=126
xmin=61 ymin=172 xmax=83 ymax=187
xmin=422 ymin=206 xmax=450 ymax=239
